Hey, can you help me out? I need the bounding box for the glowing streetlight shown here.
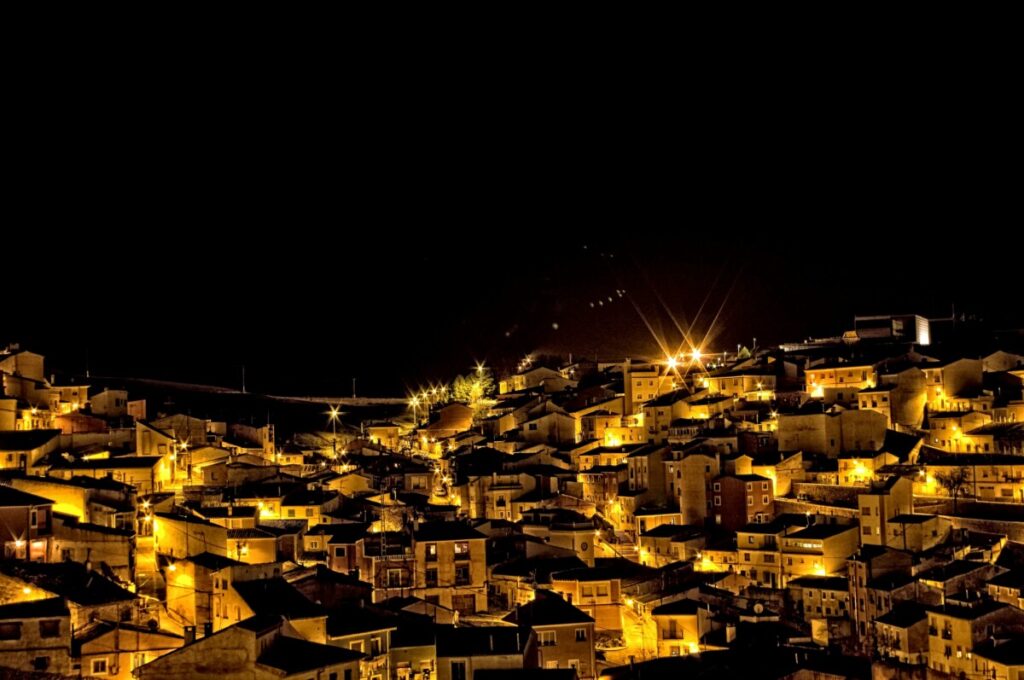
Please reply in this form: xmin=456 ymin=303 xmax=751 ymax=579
xmin=666 ymin=356 xmax=678 ymax=370
xmin=327 ymin=406 xmax=341 ymax=458
xmin=409 ymin=397 xmax=421 ymax=427
xmin=167 ymin=563 xmax=176 ymax=572
xmin=691 ymin=349 xmax=703 ymax=363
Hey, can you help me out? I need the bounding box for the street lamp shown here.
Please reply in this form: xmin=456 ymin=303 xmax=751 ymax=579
xmin=409 ymin=397 xmax=420 ymax=428
xmin=327 ymin=406 xmax=341 ymax=459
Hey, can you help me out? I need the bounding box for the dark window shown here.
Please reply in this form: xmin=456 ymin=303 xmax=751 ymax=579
xmin=345 ymin=670 xmax=353 ymax=680
xmin=0 ymin=623 xmax=21 ymax=640
xmin=452 ymin=661 xmax=468 ymax=680
xmin=426 ymin=569 xmax=438 ymax=587
xmin=455 ymin=565 xmax=471 ymax=586
xmin=39 ymin=620 xmax=60 ymax=638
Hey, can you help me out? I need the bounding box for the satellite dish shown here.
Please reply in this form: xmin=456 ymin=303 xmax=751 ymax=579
xmin=753 ymin=603 xmax=765 ymax=614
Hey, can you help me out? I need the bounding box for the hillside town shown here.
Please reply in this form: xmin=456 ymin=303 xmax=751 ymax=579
xmin=2 ymin=312 xmax=1024 ymax=679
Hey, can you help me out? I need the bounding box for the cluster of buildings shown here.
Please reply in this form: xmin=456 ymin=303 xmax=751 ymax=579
xmin=1 ymin=315 xmax=1023 ymax=679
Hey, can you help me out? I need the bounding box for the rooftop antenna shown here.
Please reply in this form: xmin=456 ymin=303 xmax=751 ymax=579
xmin=241 ymin=365 xmax=246 ymax=394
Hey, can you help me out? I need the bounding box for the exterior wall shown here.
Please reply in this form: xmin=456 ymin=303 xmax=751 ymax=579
xmin=532 ymin=622 xmax=596 ymax=679
xmin=225 ymin=537 xmax=276 ymax=564
xmin=0 ymin=613 xmax=71 ymax=676
xmin=211 ymin=565 xmax=285 ymax=631
xmin=0 ymin=503 xmax=52 ymax=561
xmin=781 ymin=527 xmax=859 ymax=584
xmin=51 ymin=520 xmax=134 ymax=583
xmin=413 ymin=538 xmax=487 ymax=613
xmin=328 ymin=628 xmax=392 ymax=679
xmin=679 ymin=454 xmax=718 ymax=525
xmin=78 ymin=628 xmax=184 ymax=680
xmin=436 ymin=654 xmax=524 ymax=680
xmin=875 ymin=619 xmax=928 ymax=665
xmin=779 ymin=414 xmax=840 ymax=456
xmin=711 ymin=476 xmax=773 ymax=531
xmin=1 ymin=434 xmax=60 ymax=471
xmin=652 ymin=610 xmax=710 ymax=657
xmin=153 ymin=516 xmax=228 ymax=559
xmin=391 ymin=643 xmax=436 ymax=680
xmin=798 ymin=586 xmax=850 ymax=622
xmin=91 ymin=390 xmax=129 ymax=417
xmin=549 ymin=579 xmax=622 ymax=632
xmin=926 ymin=609 xmax=1019 ymax=678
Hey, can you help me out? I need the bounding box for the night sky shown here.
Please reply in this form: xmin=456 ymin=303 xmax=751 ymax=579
xmin=5 ymin=96 xmax=1020 ymax=396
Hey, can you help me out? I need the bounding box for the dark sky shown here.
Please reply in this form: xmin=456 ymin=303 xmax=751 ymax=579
xmin=5 ymin=79 xmax=1021 ymax=395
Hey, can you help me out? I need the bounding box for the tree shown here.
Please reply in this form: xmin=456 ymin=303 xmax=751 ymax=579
xmin=451 ymin=368 xmax=495 ymax=406
xmin=936 ymin=467 xmax=970 ymax=514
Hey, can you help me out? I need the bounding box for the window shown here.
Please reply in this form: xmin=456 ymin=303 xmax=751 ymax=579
xmin=371 ymin=637 xmax=381 ymax=656
xmin=529 ymin=423 xmax=538 ymax=431
xmin=454 ymin=541 xmax=470 ymax=558
xmin=596 ymin=584 xmax=609 ymax=597
xmin=455 ymin=565 xmax=471 ymax=586
xmin=30 ymin=510 xmax=38 ymax=527
xmin=387 ymin=569 xmax=404 ymax=587
xmin=747 ymin=497 xmax=753 ymax=506
xmin=714 ymin=497 xmax=721 ymax=506
xmin=287 ymin=509 xmax=296 ymax=518
xmin=91 ymin=659 xmax=108 ymax=674
xmin=861 ymin=507 xmax=871 ymax=516
xmin=334 ymin=546 xmax=346 ymax=557
xmin=575 ymin=628 xmax=587 ymax=642
xmin=748 ymin=536 xmax=755 ymax=544
xmin=0 ymin=623 xmax=21 ymax=640
xmin=351 ymin=641 xmax=364 ymax=653
xmin=425 ymin=543 xmax=438 ymax=561
xmin=762 ymin=483 xmax=769 ymax=491
xmin=582 ymin=585 xmax=594 ymax=597
xmin=713 ymin=483 xmax=721 ymax=492
xmin=762 ymin=495 xmax=769 ymax=504
xmin=345 ymin=671 xmax=353 ymax=680
xmin=539 ymin=631 xmax=556 ymax=646
xmin=425 ymin=568 xmax=438 ymax=587
xmin=743 ymin=553 xmax=751 ymax=562
xmin=39 ymin=620 xmax=60 ymax=638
